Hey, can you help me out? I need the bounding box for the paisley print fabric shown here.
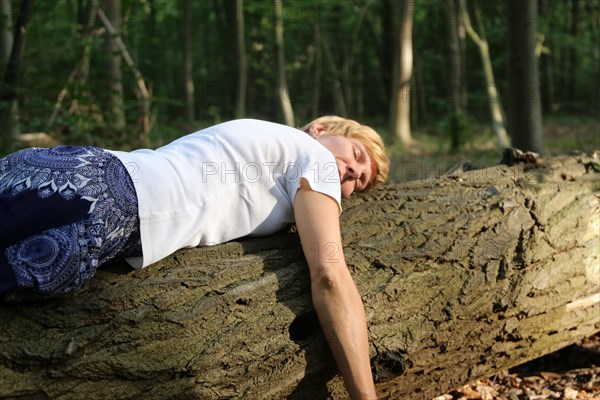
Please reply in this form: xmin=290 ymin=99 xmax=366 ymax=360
xmin=0 ymin=146 xmax=139 ymax=301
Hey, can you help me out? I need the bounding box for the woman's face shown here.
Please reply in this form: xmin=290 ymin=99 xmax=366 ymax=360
xmin=315 ymin=135 xmax=375 ymax=197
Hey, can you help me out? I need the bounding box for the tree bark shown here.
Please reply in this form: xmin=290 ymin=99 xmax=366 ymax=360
xmin=447 ymin=0 xmax=461 ymax=113
xmin=0 ymin=0 xmax=19 ymax=140
xmin=389 ymin=0 xmax=414 ymax=148
xmin=273 ymin=0 xmax=294 ymax=126
xmin=446 ymin=0 xmax=463 ymax=152
xmin=98 ymin=8 xmax=152 ymax=146
xmin=1 ymin=153 xmax=599 ymax=399
xmin=182 ymin=0 xmax=195 ymax=123
xmin=0 ymin=0 xmax=32 ymax=146
xmin=460 ymin=0 xmax=510 ymax=149
xmin=48 ymin=0 xmax=99 ymax=130
xmin=0 ymin=0 xmax=13 ymax=63
xmin=380 ymin=0 xmax=393 ymax=106
xmin=568 ymin=0 xmax=579 ymax=102
xmin=79 ymin=0 xmax=98 ymax=84
xmin=538 ymin=0 xmax=556 ymax=114
xmin=321 ymin=31 xmax=347 ymax=117
xmin=457 ymin=0 xmax=467 ymax=111
xmin=507 ymin=0 xmax=544 ymax=154
xmin=104 ymin=0 xmax=126 ymax=132
xmin=234 ymin=0 xmax=246 ymax=119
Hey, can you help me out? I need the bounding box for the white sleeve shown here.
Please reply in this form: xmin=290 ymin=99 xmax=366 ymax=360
xmin=285 ymin=150 xmax=343 ymax=214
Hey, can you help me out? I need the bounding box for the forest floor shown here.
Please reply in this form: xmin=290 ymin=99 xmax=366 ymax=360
xmin=432 ymin=333 xmax=600 ymax=400
xmin=387 ymin=114 xmax=600 ymax=184
xmin=385 ymin=114 xmax=600 ymax=400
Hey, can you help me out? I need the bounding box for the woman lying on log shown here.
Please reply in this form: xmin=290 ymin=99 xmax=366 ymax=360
xmin=0 ymin=116 xmax=389 ymax=399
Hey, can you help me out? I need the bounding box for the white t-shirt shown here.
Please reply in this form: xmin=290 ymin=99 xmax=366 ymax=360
xmin=109 ymin=119 xmax=342 ymax=268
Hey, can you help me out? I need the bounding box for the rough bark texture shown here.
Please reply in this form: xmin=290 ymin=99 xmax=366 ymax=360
xmin=389 ymin=0 xmax=414 ymax=147
xmin=507 ymin=0 xmax=543 ymax=154
xmin=1 ymin=153 xmax=599 ymax=399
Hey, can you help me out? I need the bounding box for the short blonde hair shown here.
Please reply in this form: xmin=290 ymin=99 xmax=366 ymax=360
xmin=301 ymin=116 xmax=389 ymax=189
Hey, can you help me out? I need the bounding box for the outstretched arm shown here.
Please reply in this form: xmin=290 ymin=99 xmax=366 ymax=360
xmin=294 ymin=179 xmax=377 ymax=400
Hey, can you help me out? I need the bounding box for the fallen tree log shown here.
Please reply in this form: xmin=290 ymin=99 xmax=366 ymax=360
xmin=1 ymin=152 xmax=599 ymax=399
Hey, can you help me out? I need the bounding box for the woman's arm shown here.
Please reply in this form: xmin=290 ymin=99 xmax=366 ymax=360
xmin=294 ymin=179 xmax=377 ymax=400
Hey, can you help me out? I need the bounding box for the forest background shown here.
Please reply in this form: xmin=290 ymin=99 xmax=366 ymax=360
xmin=0 ymin=0 xmax=598 ymax=183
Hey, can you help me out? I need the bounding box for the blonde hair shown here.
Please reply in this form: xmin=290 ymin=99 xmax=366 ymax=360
xmin=300 ymin=116 xmax=389 ymax=189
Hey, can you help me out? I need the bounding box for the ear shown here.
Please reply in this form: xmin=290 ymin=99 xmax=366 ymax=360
xmin=307 ymin=123 xmax=326 ymax=138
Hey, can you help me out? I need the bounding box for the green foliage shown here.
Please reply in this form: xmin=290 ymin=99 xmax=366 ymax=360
xmin=0 ymin=0 xmax=596 ymax=154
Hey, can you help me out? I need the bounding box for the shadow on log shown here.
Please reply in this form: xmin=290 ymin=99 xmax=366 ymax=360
xmin=1 ymin=152 xmax=599 ymax=399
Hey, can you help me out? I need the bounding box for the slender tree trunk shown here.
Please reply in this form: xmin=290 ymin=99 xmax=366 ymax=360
xmin=0 ymin=0 xmax=13 ymax=70
xmin=104 ymin=0 xmax=125 ymax=132
xmin=389 ymin=0 xmax=414 ymax=147
xmin=234 ymin=0 xmax=246 ymax=119
xmin=48 ymin=0 xmax=98 ymax=129
xmin=339 ymin=2 xmax=369 ymax=119
xmin=98 ymin=8 xmax=152 ymax=145
xmin=274 ymin=0 xmax=294 ymax=126
xmin=447 ymin=0 xmax=461 ymax=112
xmin=457 ymin=0 xmax=468 ymax=111
xmin=181 ymin=0 xmax=195 ymax=122
xmin=321 ymin=32 xmax=347 ymax=117
xmin=447 ymin=0 xmax=463 ymax=151
xmin=568 ymin=0 xmax=580 ymax=102
xmin=460 ymin=0 xmax=510 ymax=149
xmin=380 ymin=0 xmax=393 ymax=105
xmin=507 ymin=0 xmax=543 ymax=154
xmin=0 ymin=0 xmax=33 ymax=147
xmin=79 ymin=0 xmax=97 ymax=84
xmin=584 ymin=0 xmax=600 ymax=114
xmin=1 ymin=153 xmax=598 ymax=400
xmin=0 ymin=0 xmax=19 ymax=141
xmin=410 ymin=73 xmax=417 ymax=129
xmin=538 ymin=0 xmax=555 ymax=114
xmin=417 ymin=61 xmax=427 ymax=125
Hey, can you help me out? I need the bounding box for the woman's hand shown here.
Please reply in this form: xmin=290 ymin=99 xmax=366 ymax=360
xmin=294 ymin=179 xmax=377 ymax=400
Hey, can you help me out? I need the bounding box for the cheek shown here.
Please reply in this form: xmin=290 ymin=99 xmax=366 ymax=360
xmin=340 ymin=181 xmax=354 ymax=198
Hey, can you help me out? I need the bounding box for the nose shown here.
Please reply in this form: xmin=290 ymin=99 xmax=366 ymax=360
xmin=345 ymin=164 xmax=360 ymax=181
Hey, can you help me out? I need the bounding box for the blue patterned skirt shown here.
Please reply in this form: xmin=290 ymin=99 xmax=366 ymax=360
xmin=0 ymin=146 xmax=140 ymax=302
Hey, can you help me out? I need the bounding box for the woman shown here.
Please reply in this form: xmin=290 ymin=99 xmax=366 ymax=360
xmin=0 ymin=116 xmax=388 ymax=399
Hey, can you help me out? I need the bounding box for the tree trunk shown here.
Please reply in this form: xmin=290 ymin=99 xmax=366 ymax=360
xmin=181 ymin=0 xmax=195 ymax=123
xmin=0 ymin=0 xmax=30 ymax=146
xmin=457 ymin=0 xmax=468 ymax=111
xmin=234 ymin=0 xmax=246 ymax=119
xmin=460 ymin=0 xmax=510 ymax=149
xmin=273 ymin=0 xmax=294 ymax=126
xmin=0 ymin=0 xmax=13 ymax=63
xmin=98 ymin=8 xmax=152 ymax=146
xmin=568 ymin=0 xmax=579 ymax=102
xmin=47 ymin=0 xmax=98 ymax=130
xmin=380 ymin=0 xmax=393 ymax=106
xmin=447 ymin=0 xmax=461 ymax=113
xmin=507 ymin=0 xmax=544 ymax=154
xmin=104 ymin=0 xmax=126 ymax=132
xmin=79 ymin=0 xmax=98 ymax=84
xmin=1 ymin=152 xmax=598 ymax=399
xmin=321 ymin=31 xmax=347 ymax=117
xmin=538 ymin=0 xmax=556 ymax=114
xmin=389 ymin=0 xmax=414 ymax=148
xmin=446 ymin=0 xmax=463 ymax=152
